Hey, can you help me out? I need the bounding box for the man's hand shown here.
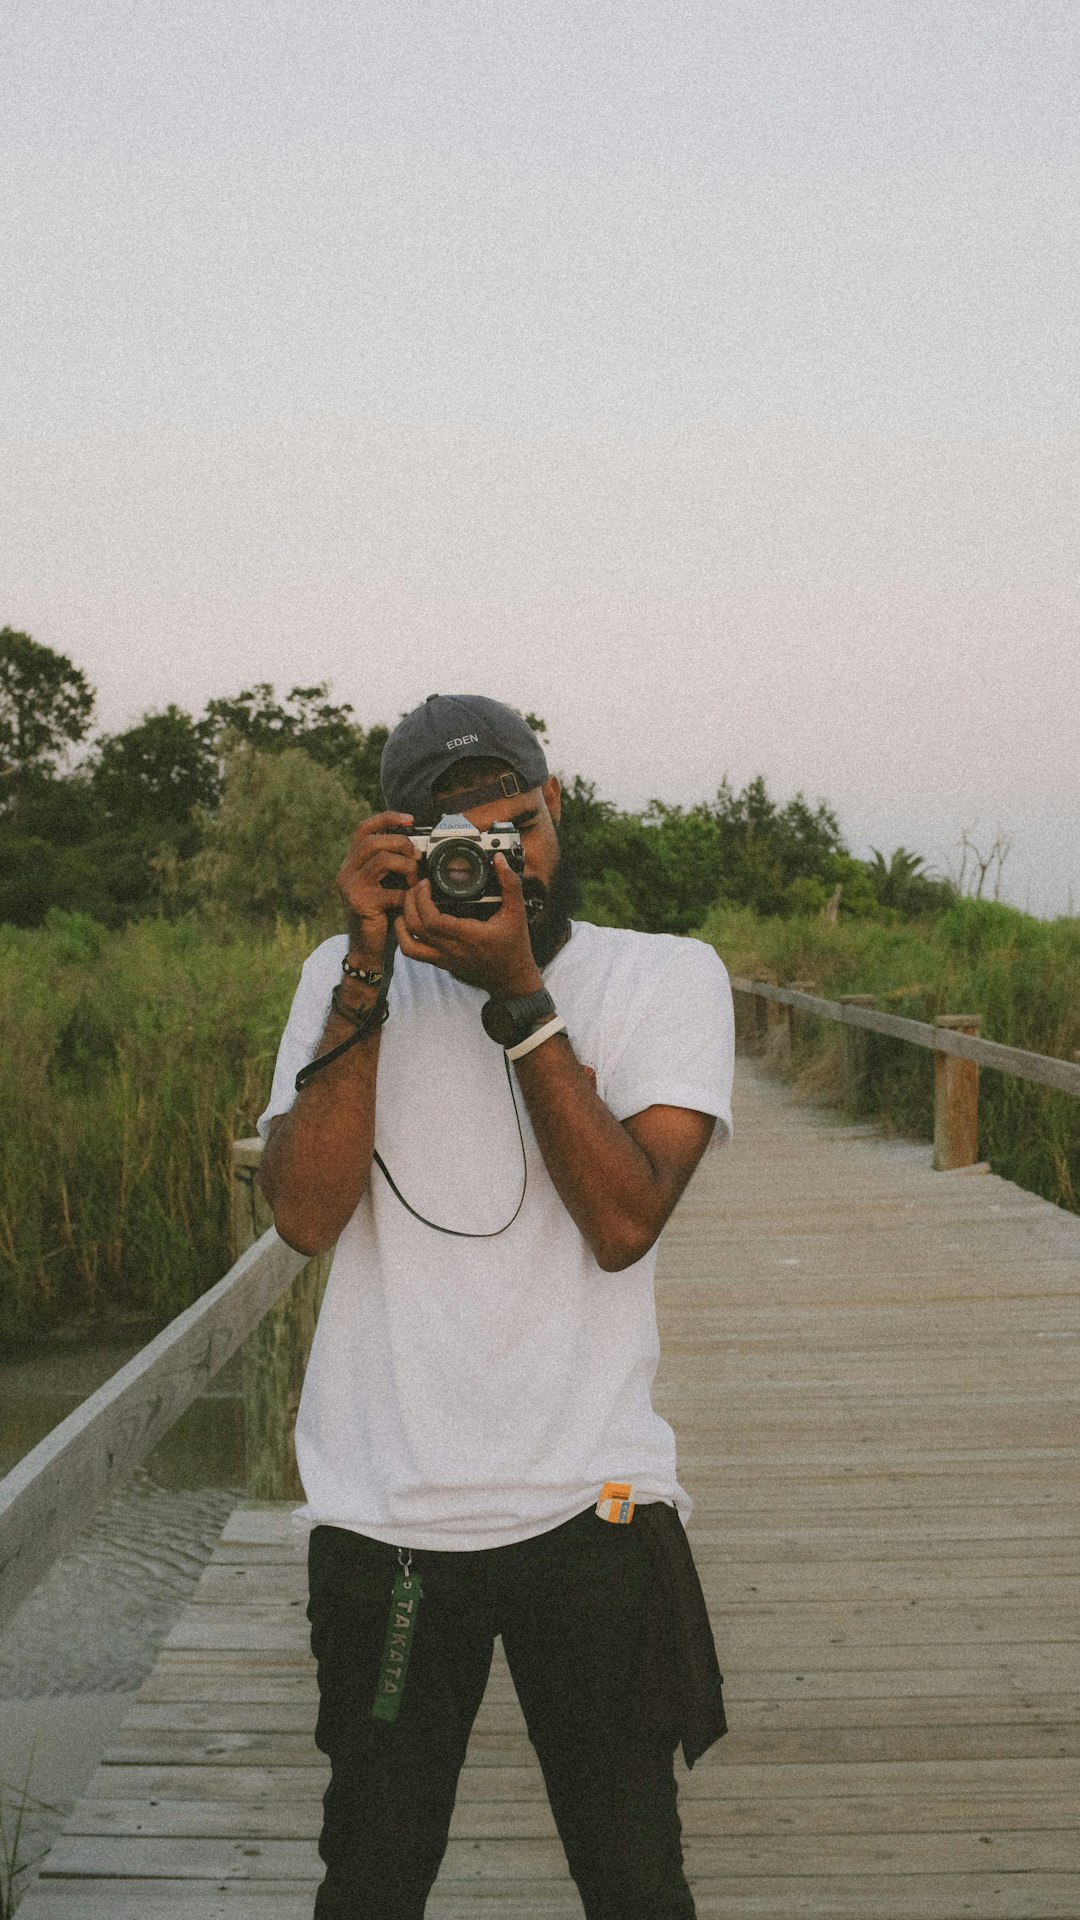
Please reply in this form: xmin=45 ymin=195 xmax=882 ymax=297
xmin=396 ymin=854 xmax=543 ymax=1000
xmin=336 ymin=812 xmax=419 ymax=970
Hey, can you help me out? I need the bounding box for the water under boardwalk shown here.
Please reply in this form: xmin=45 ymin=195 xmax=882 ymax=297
xmin=15 ymin=1059 xmax=1080 ymax=1918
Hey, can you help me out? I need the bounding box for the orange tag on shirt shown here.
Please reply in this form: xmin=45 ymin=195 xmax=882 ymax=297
xmin=595 ymin=1481 xmax=635 ymax=1524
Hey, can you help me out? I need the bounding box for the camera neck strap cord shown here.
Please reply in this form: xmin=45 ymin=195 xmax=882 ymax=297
xmin=371 ymin=1051 xmax=527 ymax=1240
xmin=292 ymin=922 xmax=528 ymax=1240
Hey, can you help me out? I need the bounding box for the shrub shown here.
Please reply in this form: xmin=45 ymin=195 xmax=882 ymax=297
xmin=185 ymin=743 xmax=363 ymax=928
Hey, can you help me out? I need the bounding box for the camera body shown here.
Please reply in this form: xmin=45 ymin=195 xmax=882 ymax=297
xmin=402 ymin=813 xmax=525 ymax=918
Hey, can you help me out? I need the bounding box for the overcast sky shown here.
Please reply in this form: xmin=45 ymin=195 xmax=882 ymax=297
xmin=3 ymin=1 xmax=1078 ymax=914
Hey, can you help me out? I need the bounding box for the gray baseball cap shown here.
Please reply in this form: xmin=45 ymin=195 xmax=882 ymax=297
xmin=380 ymin=694 xmax=549 ymax=822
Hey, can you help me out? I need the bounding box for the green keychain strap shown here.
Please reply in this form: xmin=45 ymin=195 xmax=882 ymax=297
xmin=372 ymin=1550 xmax=424 ymax=1723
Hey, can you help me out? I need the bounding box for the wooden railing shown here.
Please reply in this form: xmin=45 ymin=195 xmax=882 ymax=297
xmin=3 ymin=982 xmax=1079 ymax=1636
xmin=0 ymin=1149 xmax=325 ymax=1635
xmin=732 ymin=975 xmax=1080 ymax=1170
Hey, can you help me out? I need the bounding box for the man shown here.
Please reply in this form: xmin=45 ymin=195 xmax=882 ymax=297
xmin=258 ymin=694 xmax=735 ymax=1920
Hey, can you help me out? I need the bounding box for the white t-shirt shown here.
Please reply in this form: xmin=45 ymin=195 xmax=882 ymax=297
xmin=258 ymin=920 xmax=734 ymax=1551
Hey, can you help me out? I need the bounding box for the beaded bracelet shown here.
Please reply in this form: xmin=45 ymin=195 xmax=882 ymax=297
xmin=342 ymin=956 xmax=384 ymax=986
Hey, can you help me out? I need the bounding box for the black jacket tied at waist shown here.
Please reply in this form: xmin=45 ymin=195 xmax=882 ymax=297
xmin=634 ymin=1501 xmax=727 ymax=1768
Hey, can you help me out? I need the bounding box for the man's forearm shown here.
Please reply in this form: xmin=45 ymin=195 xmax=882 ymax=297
xmin=259 ymin=1001 xmax=383 ymax=1256
xmin=511 ymin=1033 xmax=678 ymax=1271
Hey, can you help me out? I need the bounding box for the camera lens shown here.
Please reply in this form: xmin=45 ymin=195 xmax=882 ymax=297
xmin=429 ymin=838 xmax=488 ymax=900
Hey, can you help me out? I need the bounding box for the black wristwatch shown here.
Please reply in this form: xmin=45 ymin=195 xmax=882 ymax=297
xmin=481 ymin=988 xmax=557 ymax=1049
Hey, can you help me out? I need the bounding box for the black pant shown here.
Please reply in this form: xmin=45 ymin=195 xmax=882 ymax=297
xmin=307 ymin=1505 xmax=697 ymax=1919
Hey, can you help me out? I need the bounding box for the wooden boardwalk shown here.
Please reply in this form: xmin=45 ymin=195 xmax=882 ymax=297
xmin=18 ymin=1060 xmax=1080 ymax=1918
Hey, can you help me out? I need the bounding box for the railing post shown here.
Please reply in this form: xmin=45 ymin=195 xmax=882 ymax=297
xmin=752 ymin=971 xmax=777 ymax=1055
xmin=732 ymin=976 xmax=777 ymax=1055
xmin=232 ymin=1137 xmax=273 ymax=1253
xmin=789 ymin=979 xmax=817 ymax=1062
xmin=232 ymin=1139 xmax=330 ymax=1501
xmin=839 ymin=995 xmax=876 ymax=1107
xmin=765 ymin=996 xmax=791 ymax=1069
xmin=732 ymin=990 xmax=751 ymax=1054
xmin=933 ymin=1017 xmax=982 ymax=1170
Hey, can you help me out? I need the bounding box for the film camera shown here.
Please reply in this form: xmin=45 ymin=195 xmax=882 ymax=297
xmin=387 ymin=813 xmax=525 ymax=919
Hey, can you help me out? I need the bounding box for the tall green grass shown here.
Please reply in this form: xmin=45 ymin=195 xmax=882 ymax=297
xmin=700 ymin=897 xmax=1080 ymax=1213
xmin=0 ymin=911 xmax=312 ymax=1341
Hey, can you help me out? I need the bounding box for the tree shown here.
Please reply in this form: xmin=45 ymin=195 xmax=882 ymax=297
xmin=90 ymin=705 xmax=221 ymax=829
xmin=204 ymin=682 xmax=388 ymax=810
xmin=0 ymin=628 xmax=95 ymax=793
xmin=2 ymin=768 xmax=103 ymax=846
xmin=187 ymin=743 xmax=364 ymax=925
xmin=865 ymin=846 xmax=956 ymax=918
xmin=643 ymin=778 xmax=846 ymax=924
xmin=560 ymin=771 xmax=851 ymax=933
xmin=206 ymin=682 xmax=354 ymax=755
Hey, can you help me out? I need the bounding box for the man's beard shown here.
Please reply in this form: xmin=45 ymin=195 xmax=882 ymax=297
xmin=521 ymin=832 xmax=581 ymax=970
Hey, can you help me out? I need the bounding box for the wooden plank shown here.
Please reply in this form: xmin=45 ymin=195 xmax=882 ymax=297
xmin=85 ymin=1764 xmax=328 ymax=1801
xmin=98 ymin=1723 xmax=1079 ymax=1770
xmin=85 ymin=1754 xmax=1080 ymax=1802
xmin=42 ymin=1835 xmax=322 ymax=1879
xmin=37 ymin=1827 xmax=1080 ymax=1879
xmin=18 ymin=1888 xmax=318 ymax=1918
xmin=100 ymin=1729 xmax=328 ymax=1766
xmin=17 ymin=1880 xmax=1080 ymax=1920
xmin=131 ymin=1647 xmax=1076 ymax=1701
xmin=125 ymin=1667 xmax=1068 ymax=1716
xmin=114 ymin=1695 xmax=1080 ymax=1736
xmin=64 ymin=1788 xmax=1080 ymax=1839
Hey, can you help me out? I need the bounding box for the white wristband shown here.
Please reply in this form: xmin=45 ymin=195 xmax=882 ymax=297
xmin=505 ymin=1015 xmax=568 ymax=1061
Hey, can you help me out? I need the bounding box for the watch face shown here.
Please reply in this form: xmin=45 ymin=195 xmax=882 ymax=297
xmin=482 ymin=1000 xmax=517 ymax=1046
xmin=482 ymin=990 xmax=554 ymax=1047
